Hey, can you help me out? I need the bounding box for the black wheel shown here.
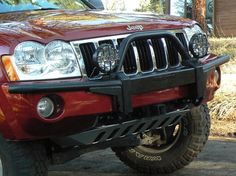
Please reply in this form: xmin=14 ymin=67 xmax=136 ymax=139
xmin=113 ymin=105 xmax=210 ymax=174
xmin=0 ymin=137 xmax=48 ymax=176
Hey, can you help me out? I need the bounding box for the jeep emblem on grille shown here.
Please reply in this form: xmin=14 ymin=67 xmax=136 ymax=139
xmin=127 ymin=25 xmax=144 ymax=31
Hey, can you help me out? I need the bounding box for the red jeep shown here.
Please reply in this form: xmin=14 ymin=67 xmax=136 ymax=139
xmin=0 ymin=0 xmax=229 ymax=176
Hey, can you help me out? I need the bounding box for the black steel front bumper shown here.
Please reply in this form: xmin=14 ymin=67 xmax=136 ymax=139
xmin=8 ymin=55 xmax=229 ymax=113
xmin=8 ymin=31 xmax=230 ymax=114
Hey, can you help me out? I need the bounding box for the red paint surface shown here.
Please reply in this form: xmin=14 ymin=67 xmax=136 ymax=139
xmin=132 ymin=87 xmax=189 ymax=108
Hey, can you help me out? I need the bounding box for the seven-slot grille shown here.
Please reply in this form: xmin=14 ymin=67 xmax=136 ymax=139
xmin=71 ymin=32 xmax=188 ymax=77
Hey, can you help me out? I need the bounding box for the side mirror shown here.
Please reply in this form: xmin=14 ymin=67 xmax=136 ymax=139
xmin=85 ymin=0 xmax=104 ymax=10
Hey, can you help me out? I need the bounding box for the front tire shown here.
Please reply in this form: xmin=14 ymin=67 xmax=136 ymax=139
xmin=0 ymin=137 xmax=48 ymax=176
xmin=113 ymin=105 xmax=210 ymax=174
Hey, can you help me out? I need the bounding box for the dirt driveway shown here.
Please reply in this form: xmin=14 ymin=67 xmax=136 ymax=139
xmin=49 ymin=137 xmax=236 ymax=176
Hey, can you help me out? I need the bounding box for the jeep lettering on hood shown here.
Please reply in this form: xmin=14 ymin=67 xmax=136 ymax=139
xmin=127 ymin=25 xmax=144 ymax=31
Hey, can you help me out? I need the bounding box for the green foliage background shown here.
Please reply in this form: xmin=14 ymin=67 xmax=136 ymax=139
xmin=135 ymin=0 xmax=164 ymax=13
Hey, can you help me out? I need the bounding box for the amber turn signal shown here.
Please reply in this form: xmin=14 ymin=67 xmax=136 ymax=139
xmin=2 ymin=56 xmax=19 ymax=81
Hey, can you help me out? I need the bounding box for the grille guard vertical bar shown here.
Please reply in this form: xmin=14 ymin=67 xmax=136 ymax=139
xmin=116 ymin=31 xmax=192 ymax=72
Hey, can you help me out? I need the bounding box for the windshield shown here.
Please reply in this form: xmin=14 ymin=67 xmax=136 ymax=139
xmin=0 ymin=0 xmax=90 ymax=13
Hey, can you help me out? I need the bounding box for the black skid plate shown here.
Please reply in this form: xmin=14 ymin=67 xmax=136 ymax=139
xmin=69 ymin=108 xmax=190 ymax=145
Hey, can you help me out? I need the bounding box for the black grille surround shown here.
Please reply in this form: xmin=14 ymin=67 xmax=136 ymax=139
xmin=71 ymin=31 xmax=189 ymax=78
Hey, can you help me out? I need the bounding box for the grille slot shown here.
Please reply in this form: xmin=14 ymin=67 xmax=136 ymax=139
xmin=165 ymin=38 xmax=180 ymax=67
xmin=176 ymin=33 xmax=188 ymax=49
xmin=123 ymin=44 xmax=137 ymax=74
xmin=135 ymin=39 xmax=153 ymax=72
xmin=71 ymin=32 xmax=188 ymax=77
xmin=117 ymin=38 xmax=123 ymax=46
xmin=79 ymin=43 xmax=98 ymax=77
xmin=151 ymin=38 xmax=168 ymax=69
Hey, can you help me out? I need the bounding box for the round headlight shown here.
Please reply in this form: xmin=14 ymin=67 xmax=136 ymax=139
xmin=14 ymin=42 xmax=46 ymax=75
xmin=45 ymin=41 xmax=80 ymax=74
xmin=93 ymin=44 xmax=119 ymax=73
xmin=189 ymin=33 xmax=209 ymax=58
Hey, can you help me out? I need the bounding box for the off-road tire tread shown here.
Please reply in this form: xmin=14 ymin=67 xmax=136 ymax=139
xmin=1 ymin=139 xmax=48 ymax=176
xmin=114 ymin=105 xmax=210 ymax=174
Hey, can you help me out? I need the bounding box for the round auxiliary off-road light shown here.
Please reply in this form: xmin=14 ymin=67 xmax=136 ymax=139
xmin=93 ymin=44 xmax=119 ymax=73
xmin=37 ymin=97 xmax=55 ymax=119
xmin=189 ymin=33 xmax=208 ymax=58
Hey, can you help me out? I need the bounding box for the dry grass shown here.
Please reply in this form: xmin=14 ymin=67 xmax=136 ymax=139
xmin=208 ymin=74 xmax=236 ymax=121
xmin=208 ymin=38 xmax=236 ymax=122
xmin=209 ymin=37 xmax=236 ymax=74
xmin=211 ymin=120 xmax=236 ymax=137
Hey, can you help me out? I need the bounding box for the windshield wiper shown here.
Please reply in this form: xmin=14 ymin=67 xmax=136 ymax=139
xmin=33 ymin=7 xmax=59 ymax=11
xmin=81 ymin=0 xmax=96 ymax=9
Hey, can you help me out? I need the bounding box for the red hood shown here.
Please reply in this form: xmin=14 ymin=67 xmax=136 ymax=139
xmin=0 ymin=10 xmax=195 ymax=55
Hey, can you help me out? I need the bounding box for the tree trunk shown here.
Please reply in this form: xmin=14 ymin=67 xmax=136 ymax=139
xmin=192 ymin=0 xmax=207 ymax=31
xmin=184 ymin=0 xmax=187 ymax=17
xmin=165 ymin=0 xmax=171 ymax=14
